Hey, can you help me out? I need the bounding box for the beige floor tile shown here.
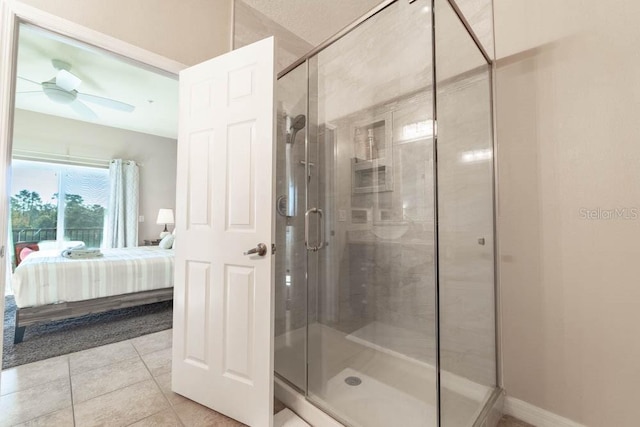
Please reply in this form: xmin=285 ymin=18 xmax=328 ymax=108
xmin=72 ymin=357 xmax=152 ymax=403
xmin=0 ymin=355 xmax=69 ymax=395
xmin=154 ymin=372 xmax=188 ymax=406
xmin=131 ymin=329 xmax=173 ymax=356
xmin=13 ymin=406 xmax=74 ymax=427
xmin=127 ymin=408 xmax=182 ymax=427
xmin=173 ymin=400 xmax=245 ymax=427
xmin=74 ymin=379 xmax=169 ymax=427
xmin=0 ymin=378 xmax=71 ymax=427
xmin=141 ymin=347 xmax=172 ymax=377
xmin=70 ymin=340 xmax=139 ymax=375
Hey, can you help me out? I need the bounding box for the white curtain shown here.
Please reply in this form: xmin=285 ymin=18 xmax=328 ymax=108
xmin=107 ymin=159 xmax=139 ymax=248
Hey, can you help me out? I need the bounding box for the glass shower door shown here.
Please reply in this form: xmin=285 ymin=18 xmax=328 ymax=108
xmin=274 ymin=63 xmax=308 ymax=392
xmin=306 ymin=1 xmax=438 ymax=425
xmin=434 ymin=0 xmax=497 ymax=425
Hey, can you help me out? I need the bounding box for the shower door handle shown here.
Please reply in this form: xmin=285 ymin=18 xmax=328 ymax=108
xmin=305 ymin=208 xmax=325 ymax=252
xmin=316 ymin=208 xmax=325 ymax=250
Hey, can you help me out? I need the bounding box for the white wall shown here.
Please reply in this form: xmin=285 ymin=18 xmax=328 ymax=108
xmin=495 ymin=0 xmax=640 ymax=425
xmin=16 ymin=0 xmax=233 ymax=65
xmin=12 ymin=109 xmax=177 ymax=245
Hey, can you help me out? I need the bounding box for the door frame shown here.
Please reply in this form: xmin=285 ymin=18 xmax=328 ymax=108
xmin=0 ymin=0 xmax=187 ymax=385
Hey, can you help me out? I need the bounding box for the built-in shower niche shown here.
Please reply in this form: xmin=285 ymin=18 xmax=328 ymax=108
xmin=350 ymin=113 xmax=393 ymax=194
xmin=347 ymin=94 xmax=434 ymax=242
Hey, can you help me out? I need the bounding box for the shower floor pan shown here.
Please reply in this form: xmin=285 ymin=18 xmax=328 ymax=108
xmin=276 ymin=323 xmax=490 ymax=427
xmin=312 ymin=367 xmax=435 ymax=427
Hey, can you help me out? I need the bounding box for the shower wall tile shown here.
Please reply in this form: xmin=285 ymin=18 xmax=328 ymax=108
xmin=314 ymin=1 xmax=433 ymax=122
xmin=322 ymin=68 xmax=495 ymax=389
xmin=322 ymin=84 xmax=437 ymax=344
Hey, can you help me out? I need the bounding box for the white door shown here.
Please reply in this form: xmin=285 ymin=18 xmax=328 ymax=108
xmin=172 ymin=37 xmax=276 ymax=427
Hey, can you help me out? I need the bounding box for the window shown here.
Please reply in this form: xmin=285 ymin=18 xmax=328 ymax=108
xmin=11 ymin=160 xmax=110 ymax=249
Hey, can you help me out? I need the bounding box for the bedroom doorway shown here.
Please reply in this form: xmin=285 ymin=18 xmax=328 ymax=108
xmin=0 ymin=12 xmax=181 ymax=371
xmin=0 ymin=6 xmax=281 ymax=426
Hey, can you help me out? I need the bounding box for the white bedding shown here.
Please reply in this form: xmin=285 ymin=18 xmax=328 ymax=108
xmin=12 ymin=246 xmax=174 ymax=308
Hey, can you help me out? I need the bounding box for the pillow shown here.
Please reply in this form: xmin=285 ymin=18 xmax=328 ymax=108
xmin=159 ymin=234 xmax=174 ymax=249
xmin=20 ymin=247 xmax=35 ymax=261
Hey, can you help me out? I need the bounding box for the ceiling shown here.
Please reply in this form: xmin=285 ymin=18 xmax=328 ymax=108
xmin=15 ymin=25 xmax=178 ymax=139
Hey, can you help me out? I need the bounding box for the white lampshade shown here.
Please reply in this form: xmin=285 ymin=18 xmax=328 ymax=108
xmin=156 ymin=209 xmax=174 ymax=225
xmin=157 ymin=209 xmax=174 ymax=239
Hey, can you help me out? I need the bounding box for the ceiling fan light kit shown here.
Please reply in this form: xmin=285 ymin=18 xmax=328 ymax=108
xmin=55 ymin=69 xmax=81 ymax=91
xmin=42 ymin=81 xmax=77 ymax=104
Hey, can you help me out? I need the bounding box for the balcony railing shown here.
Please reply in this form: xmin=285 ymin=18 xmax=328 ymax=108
xmin=12 ymin=227 xmax=104 ymax=248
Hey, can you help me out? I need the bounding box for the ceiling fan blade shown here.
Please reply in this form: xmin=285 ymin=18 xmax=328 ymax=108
xmin=56 ymin=69 xmax=81 ymax=91
xmin=17 ymin=76 xmax=42 ymax=86
xmin=70 ymin=100 xmax=98 ymax=120
xmin=15 ymin=91 xmax=45 ymax=102
xmin=77 ymin=92 xmax=135 ymax=113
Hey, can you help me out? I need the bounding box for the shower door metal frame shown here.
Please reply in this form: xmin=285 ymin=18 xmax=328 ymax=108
xmin=272 ymin=0 xmax=502 ymax=425
xmin=430 ymin=1 xmax=442 ymax=424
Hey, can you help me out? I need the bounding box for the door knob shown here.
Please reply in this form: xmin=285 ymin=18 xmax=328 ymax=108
xmin=244 ymin=243 xmax=267 ymax=256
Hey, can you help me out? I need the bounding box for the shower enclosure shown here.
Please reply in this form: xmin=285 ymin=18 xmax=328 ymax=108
xmin=274 ymin=0 xmax=497 ymax=425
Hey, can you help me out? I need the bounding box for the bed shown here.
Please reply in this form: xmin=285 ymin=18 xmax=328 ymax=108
xmin=11 ymin=246 xmax=175 ymax=343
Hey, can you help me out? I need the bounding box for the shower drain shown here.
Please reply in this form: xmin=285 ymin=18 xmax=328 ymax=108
xmin=344 ymin=376 xmax=362 ymax=386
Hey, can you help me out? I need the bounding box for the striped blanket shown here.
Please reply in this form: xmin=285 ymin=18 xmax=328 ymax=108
xmin=12 ymin=247 xmax=174 ymax=309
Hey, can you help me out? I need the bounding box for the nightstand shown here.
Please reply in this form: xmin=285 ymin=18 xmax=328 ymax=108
xmin=144 ymin=239 xmax=162 ymax=246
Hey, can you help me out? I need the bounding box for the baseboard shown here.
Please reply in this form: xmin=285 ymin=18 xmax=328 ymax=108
xmin=504 ymin=397 xmax=586 ymax=427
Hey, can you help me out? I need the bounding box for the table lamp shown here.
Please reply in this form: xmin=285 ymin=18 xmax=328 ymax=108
xmin=156 ymin=208 xmax=174 ymax=239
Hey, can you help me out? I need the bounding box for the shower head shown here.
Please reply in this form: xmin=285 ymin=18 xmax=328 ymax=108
xmin=287 ymin=114 xmax=306 ymax=144
xmin=290 ymin=114 xmax=306 ymax=131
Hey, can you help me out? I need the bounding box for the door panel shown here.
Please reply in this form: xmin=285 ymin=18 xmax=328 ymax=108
xmin=173 ymin=37 xmax=276 ymax=427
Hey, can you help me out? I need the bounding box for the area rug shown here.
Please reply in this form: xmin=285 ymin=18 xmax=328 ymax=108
xmin=2 ymin=295 xmax=173 ymax=369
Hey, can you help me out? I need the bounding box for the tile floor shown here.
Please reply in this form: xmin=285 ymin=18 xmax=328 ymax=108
xmin=0 ymin=329 xmax=244 ymax=427
xmin=0 ymin=328 xmax=533 ymax=427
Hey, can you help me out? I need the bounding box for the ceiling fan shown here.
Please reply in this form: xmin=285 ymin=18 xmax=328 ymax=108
xmin=17 ymin=59 xmax=136 ymax=120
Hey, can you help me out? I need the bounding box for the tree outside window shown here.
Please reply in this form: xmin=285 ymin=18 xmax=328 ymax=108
xmin=11 ymin=160 xmax=109 ymax=248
